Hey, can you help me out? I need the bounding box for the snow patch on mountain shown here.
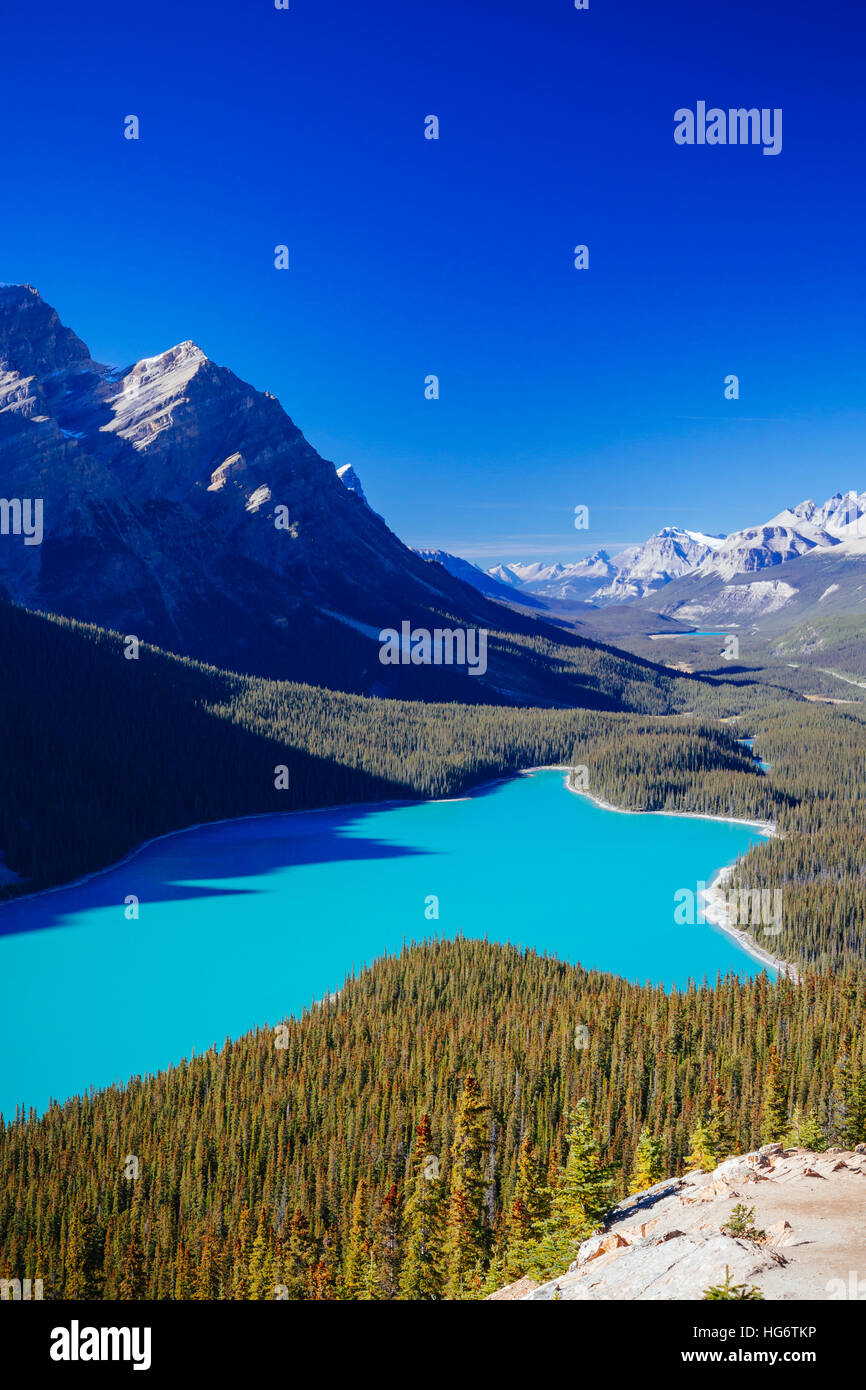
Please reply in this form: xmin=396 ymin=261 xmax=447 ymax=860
xmin=670 ymin=579 xmax=799 ymax=621
xmin=336 ymin=463 xmax=369 ymax=506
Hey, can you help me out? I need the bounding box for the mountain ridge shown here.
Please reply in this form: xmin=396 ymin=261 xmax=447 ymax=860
xmin=0 ymin=284 xmax=667 ymax=706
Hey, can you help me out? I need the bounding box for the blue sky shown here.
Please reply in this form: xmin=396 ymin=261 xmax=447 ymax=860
xmin=2 ymin=0 xmax=864 ymax=565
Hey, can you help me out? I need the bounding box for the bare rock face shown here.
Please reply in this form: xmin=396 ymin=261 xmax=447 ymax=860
xmin=0 ymin=283 xmax=92 ymax=380
xmin=486 ymin=1276 xmax=540 ymax=1301
xmin=520 ymin=1148 xmax=866 ymax=1301
xmin=0 ymin=284 xmax=605 ymax=699
xmin=528 ymin=1231 xmax=785 ymax=1302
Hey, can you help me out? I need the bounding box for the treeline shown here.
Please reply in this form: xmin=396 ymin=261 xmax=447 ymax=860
xmin=2 ymin=939 xmax=864 ymax=1299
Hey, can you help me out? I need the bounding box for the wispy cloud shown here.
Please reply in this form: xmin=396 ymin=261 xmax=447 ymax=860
xmin=415 ymin=536 xmax=642 ymax=562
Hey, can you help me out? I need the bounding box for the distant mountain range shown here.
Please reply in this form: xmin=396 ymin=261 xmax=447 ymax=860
xmin=0 ymin=284 xmax=664 ymax=708
xmin=414 ymin=491 xmax=866 ymax=634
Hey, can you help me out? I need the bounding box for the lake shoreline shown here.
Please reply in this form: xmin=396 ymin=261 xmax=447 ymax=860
xmin=558 ymin=771 xmax=796 ymax=981
xmin=1 ymin=765 xmax=796 ymax=986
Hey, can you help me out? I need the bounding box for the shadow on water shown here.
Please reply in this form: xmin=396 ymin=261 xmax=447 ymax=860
xmin=0 ymin=801 xmax=434 ymax=940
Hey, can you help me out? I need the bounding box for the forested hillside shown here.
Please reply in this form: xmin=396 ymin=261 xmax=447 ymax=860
xmin=3 ymin=603 xmax=866 ymax=968
xmin=1 ymin=940 xmax=863 ymax=1299
xmin=0 ymin=601 xmax=725 ymax=900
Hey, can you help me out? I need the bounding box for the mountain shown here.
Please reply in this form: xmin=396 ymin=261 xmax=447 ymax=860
xmin=412 ymin=548 xmax=544 ymax=605
xmin=335 ymin=462 xmax=372 ymax=509
xmin=485 ymin=553 xmax=618 ymax=603
xmin=0 ymin=284 xmax=668 ymax=707
xmin=593 ymin=528 xmax=724 ymax=600
xmin=480 ymin=494 xmax=866 ymax=629
xmin=654 ymin=528 xmax=866 ymax=631
xmin=768 ymin=489 xmax=866 ymax=538
xmin=485 ymin=529 xmax=724 ymax=606
xmin=692 ymin=523 xmax=837 ymax=582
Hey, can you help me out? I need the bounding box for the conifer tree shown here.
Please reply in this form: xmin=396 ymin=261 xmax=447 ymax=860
xmin=784 ymin=1107 xmax=825 ymax=1152
xmin=760 ymin=1045 xmax=788 ymax=1144
xmin=281 ymin=1209 xmax=315 ymax=1300
xmin=343 ymin=1180 xmax=371 ymax=1301
xmin=375 ymin=1183 xmax=401 ymax=1300
xmin=509 ymin=1134 xmax=550 ymax=1241
xmin=555 ymin=1100 xmax=613 ymax=1236
xmin=119 ymin=1228 xmax=146 ymax=1300
xmin=248 ymin=1210 xmax=275 ymax=1300
xmin=685 ymin=1118 xmax=718 ymax=1172
xmin=195 ymin=1228 xmax=223 ymax=1300
xmin=444 ymin=1076 xmax=490 ymax=1300
xmin=518 ymin=1101 xmax=612 ymax=1281
xmin=399 ymin=1115 xmax=446 ymax=1300
xmin=499 ymin=1134 xmax=551 ymax=1280
xmin=231 ymin=1205 xmax=254 ymax=1300
xmin=628 ymin=1128 xmax=665 ymax=1194
xmin=64 ymin=1210 xmax=90 ymax=1300
xmin=830 ymin=1048 xmax=866 ymax=1148
xmin=707 ymin=1080 xmax=736 ymax=1161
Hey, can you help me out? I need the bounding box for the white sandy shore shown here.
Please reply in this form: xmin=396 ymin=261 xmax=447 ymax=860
xmin=547 ymin=767 xmax=797 ymax=981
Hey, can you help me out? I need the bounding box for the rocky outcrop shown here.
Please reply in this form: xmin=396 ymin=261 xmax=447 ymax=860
xmin=522 ymin=1145 xmax=866 ymax=1300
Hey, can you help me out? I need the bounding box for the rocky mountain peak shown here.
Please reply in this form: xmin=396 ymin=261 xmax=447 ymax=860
xmin=0 ymin=283 xmax=92 ymax=378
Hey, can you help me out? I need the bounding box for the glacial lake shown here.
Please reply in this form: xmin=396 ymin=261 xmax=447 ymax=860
xmin=0 ymin=769 xmax=770 ymax=1119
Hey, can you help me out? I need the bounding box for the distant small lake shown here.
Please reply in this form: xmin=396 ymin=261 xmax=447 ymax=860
xmin=0 ymin=770 xmax=769 ymax=1118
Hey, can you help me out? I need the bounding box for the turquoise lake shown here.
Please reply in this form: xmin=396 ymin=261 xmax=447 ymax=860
xmin=0 ymin=769 xmax=770 ymax=1119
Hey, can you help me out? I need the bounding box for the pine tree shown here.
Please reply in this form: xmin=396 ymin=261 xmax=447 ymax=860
xmin=707 ymin=1080 xmax=736 ymax=1161
xmin=685 ymin=1118 xmax=718 ymax=1172
xmin=64 ymin=1210 xmax=90 ymax=1299
xmin=399 ymin=1115 xmax=446 ymax=1300
xmin=248 ymin=1210 xmax=275 ymax=1300
xmin=230 ymin=1205 xmax=254 ymax=1300
xmin=509 ymin=1134 xmax=550 ymax=1241
xmin=521 ymin=1101 xmax=612 ymax=1281
xmin=343 ymin=1180 xmax=371 ymax=1301
xmin=118 ymin=1228 xmax=145 ymax=1300
xmin=628 ymin=1128 xmax=665 ymax=1194
xmin=194 ymin=1228 xmax=223 ymax=1300
xmin=281 ymin=1209 xmax=315 ymax=1300
xmin=784 ymin=1107 xmax=825 ymax=1152
xmin=830 ymin=1048 xmax=866 ymax=1148
xmin=375 ymin=1183 xmax=401 ymax=1300
xmin=310 ymin=1260 xmax=335 ymax=1300
xmin=760 ymin=1045 xmax=788 ymax=1144
xmin=500 ymin=1134 xmax=551 ymax=1280
xmin=444 ymin=1076 xmax=490 ymax=1300
xmin=555 ymin=1100 xmax=613 ymax=1236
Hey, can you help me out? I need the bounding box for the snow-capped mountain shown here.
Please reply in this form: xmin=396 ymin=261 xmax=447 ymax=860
xmin=485 ymin=528 xmax=724 ymax=605
xmin=335 ymin=462 xmax=370 ymax=506
xmin=488 ymin=553 xmax=617 ymax=601
xmin=412 ymin=548 xmax=541 ymax=604
xmin=768 ymin=490 xmax=866 ymax=539
xmin=694 ymin=523 xmax=837 ymax=582
xmin=467 ymin=497 xmax=866 ymax=613
xmin=592 ymin=528 xmax=724 ymax=601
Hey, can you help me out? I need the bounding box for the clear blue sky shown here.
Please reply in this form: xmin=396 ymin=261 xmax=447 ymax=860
xmin=2 ymin=0 xmax=864 ymax=565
